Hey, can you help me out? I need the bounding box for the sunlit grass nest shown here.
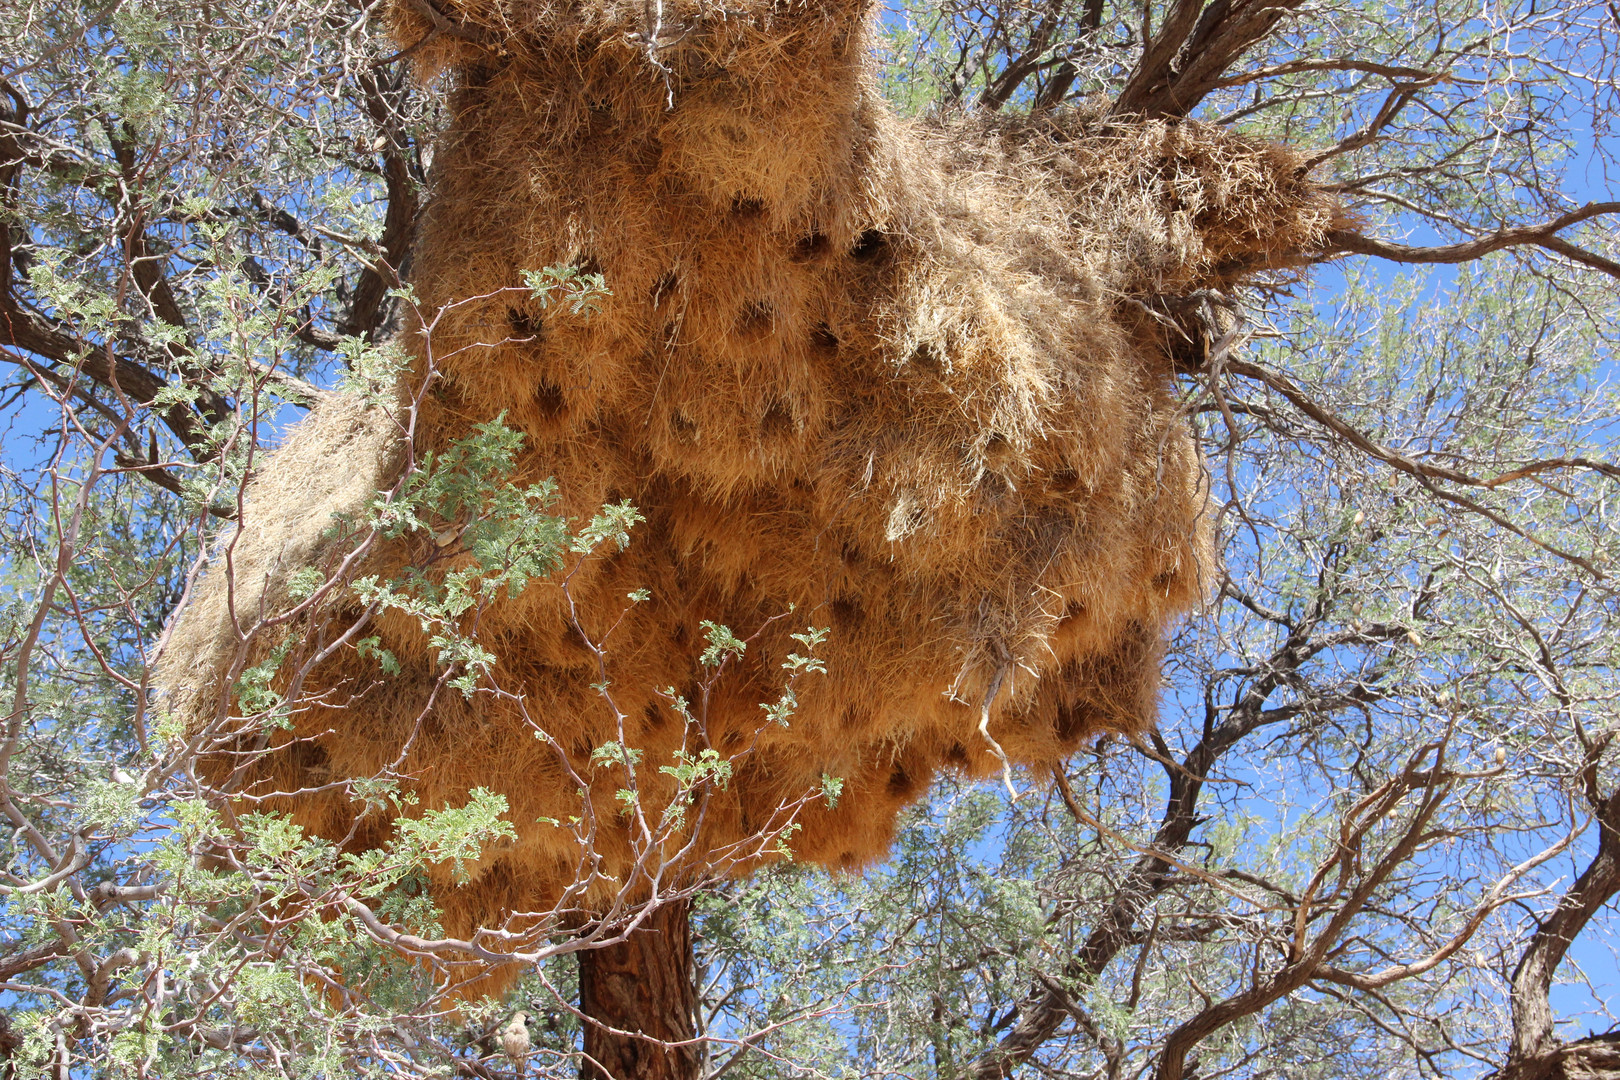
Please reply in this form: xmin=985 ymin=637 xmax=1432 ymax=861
xmin=158 ymin=0 xmax=1337 ymax=949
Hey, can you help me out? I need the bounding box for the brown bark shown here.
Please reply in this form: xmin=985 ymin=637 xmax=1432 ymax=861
xmin=1111 ymin=0 xmax=1309 ymax=119
xmin=340 ymin=64 xmax=421 ymax=343
xmin=1322 ymin=206 xmax=1620 ymax=282
xmin=1488 ymin=784 xmax=1620 ymax=1080
xmin=578 ymin=899 xmax=700 ymax=1080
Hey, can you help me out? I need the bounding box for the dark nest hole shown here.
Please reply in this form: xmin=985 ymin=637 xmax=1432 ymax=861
xmin=850 ymin=228 xmax=888 ymax=262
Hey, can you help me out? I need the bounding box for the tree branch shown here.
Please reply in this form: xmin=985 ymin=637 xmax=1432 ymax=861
xmin=967 ymin=599 xmax=1389 ymax=1078
xmin=336 ymin=65 xmax=421 ymax=342
xmin=105 ymin=120 xmax=233 ymax=427
xmin=1488 ymin=783 xmax=1620 ymax=1080
xmin=1112 ymin=0 xmax=1310 ymax=119
xmin=1321 ymin=203 xmax=1620 ymax=282
xmin=1218 ymin=357 xmax=1616 ymax=581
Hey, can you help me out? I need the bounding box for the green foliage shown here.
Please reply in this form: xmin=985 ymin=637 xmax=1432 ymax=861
xmin=390 ymin=788 xmax=518 ymax=885
xmin=350 ymin=414 xmax=569 ymax=693
xmin=569 ymin=500 xmax=644 ymax=556
xmin=521 ymin=265 xmax=613 ymax=316
xmin=699 ymin=620 xmax=748 ymax=668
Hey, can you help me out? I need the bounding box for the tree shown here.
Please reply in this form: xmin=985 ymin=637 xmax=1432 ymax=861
xmin=1 ymin=0 xmax=1617 ymax=1077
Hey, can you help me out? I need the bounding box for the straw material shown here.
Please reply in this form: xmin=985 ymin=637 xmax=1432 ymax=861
xmin=159 ymin=0 xmax=1336 ymax=941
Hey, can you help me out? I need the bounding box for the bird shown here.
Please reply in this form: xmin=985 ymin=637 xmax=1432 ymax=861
xmin=498 ymin=1012 xmax=531 ymax=1068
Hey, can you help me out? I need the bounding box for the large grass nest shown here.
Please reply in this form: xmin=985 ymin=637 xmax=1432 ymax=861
xmin=159 ymin=0 xmax=1337 ymax=942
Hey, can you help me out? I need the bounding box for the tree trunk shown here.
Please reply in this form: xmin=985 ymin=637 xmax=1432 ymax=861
xmin=578 ymin=899 xmax=699 ymax=1080
xmin=1492 ymin=786 xmax=1620 ymax=1080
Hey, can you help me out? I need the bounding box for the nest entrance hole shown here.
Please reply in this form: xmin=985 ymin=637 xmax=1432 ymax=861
xmin=850 ymin=229 xmax=888 ymax=262
xmin=533 ymin=379 xmax=567 ymax=421
xmin=792 ymin=233 xmax=831 ymax=261
xmin=760 ymin=399 xmax=796 ymax=438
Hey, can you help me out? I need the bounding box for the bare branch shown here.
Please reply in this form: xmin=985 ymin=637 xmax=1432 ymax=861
xmin=1321 ymin=203 xmax=1620 ymax=282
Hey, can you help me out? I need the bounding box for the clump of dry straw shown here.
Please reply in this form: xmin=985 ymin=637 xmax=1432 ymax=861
xmin=159 ymin=0 xmax=1337 ymax=943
